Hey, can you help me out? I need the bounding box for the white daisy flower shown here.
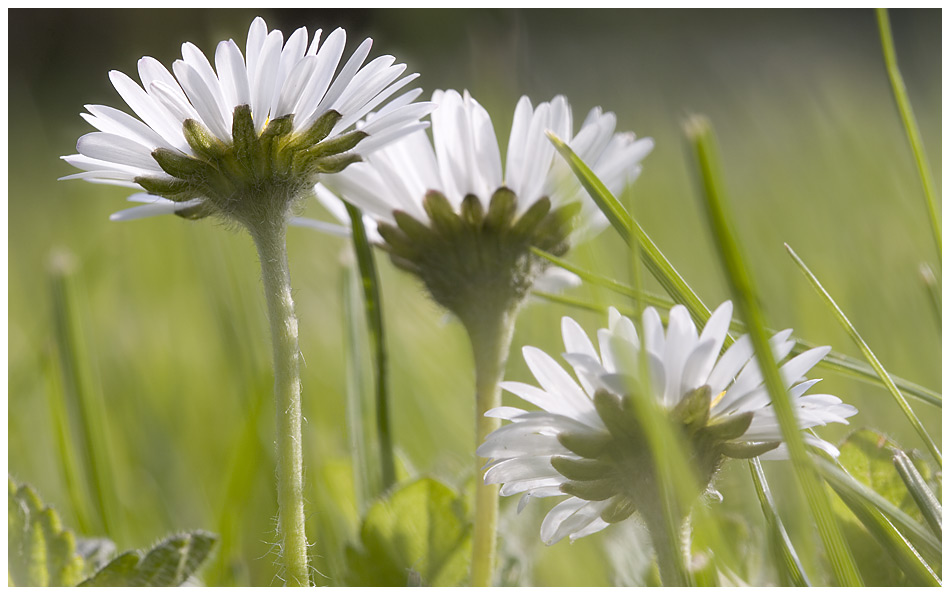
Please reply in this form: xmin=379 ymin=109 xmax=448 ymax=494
xmin=61 ymin=16 xmax=432 ymax=227
xmin=478 ymin=301 xmax=857 ymax=545
xmin=303 ymin=89 xmax=652 ymax=324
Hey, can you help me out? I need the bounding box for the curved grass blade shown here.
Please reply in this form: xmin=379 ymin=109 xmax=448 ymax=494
xmin=876 ymin=8 xmax=941 ymax=261
xmin=919 ymin=263 xmax=941 ymax=326
xmin=785 ymin=244 xmax=941 ymax=465
xmin=892 ymin=449 xmax=942 ymax=539
xmin=686 ymin=114 xmax=863 ymax=586
xmin=749 ymin=459 xmax=810 ymax=586
xmin=344 ymin=202 xmax=396 ymax=491
xmin=533 ymin=249 xmax=940 ymax=407
xmin=547 ymin=132 xmax=710 ymax=325
xmin=816 ymin=457 xmax=941 ymax=566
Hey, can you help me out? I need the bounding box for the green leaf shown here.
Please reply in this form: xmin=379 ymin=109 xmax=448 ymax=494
xmin=344 ymin=478 xmax=472 ymax=587
xmin=786 ymin=244 xmax=941 ymax=464
xmin=826 ymin=431 xmax=941 ymax=585
xmin=78 ymin=531 xmax=217 ymax=587
xmin=8 ymin=477 xmax=85 ymax=587
xmin=815 ymin=458 xmax=940 ymax=566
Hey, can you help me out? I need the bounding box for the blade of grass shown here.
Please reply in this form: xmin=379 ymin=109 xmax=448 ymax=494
xmin=550 ymin=131 xmax=804 ymax=585
xmin=875 ymin=8 xmax=941 ymax=261
xmin=829 ymin=478 xmax=940 ymax=585
xmin=686 ymin=115 xmax=863 ymax=586
xmin=749 ymin=459 xmax=811 ymax=586
xmin=892 ymin=449 xmax=942 ymax=539
xmin=48 ymin=249 xmax=120 ymax=539
xmin=816 ymin=457 xmax=941 ymax=565
xmin=41 ymin=345 xmax=94 ymax=535
xmin=533 ymin=249 xmax=940 ymax=407
xmin=785 ymin=244 xmax=940 ymax=465
xmin=547 ymin=132 xmax=711 ymax=325
xmin=344 ymin=202 xmax=396 ymax=492
xmin=918 ymin=263 xmax=941 ymax=326
xmin=341 ymin=255 xmax=382 ymax=511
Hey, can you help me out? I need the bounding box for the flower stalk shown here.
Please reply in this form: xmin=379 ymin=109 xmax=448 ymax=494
xmin=248 ymin=217 xmax=309 ymax=587
xmin=464 ymin=307 xmax=517 ymax=587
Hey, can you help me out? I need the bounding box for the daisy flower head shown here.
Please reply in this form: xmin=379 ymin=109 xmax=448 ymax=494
xmin=61 ymin=16 xmax=431 ymax=231
xmin=478 ymin=301 xmax=857 ymax=545
xmin=313 ymin=90 xmax=653 ymax=326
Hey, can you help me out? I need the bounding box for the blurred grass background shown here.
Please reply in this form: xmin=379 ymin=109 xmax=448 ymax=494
xmin=8 ymin=8 xmax=940 ymax=586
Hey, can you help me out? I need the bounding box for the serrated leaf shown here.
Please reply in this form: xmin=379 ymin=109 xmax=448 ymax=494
xmin=8 ymin=477 xmax=85 ymax=587
xmin=344 ymin=478 xmax=472 ymax=587
xmin=78 ymin=531 xmax=216 ymax=587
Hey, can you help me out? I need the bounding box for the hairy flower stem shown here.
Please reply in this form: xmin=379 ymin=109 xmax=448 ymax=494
xmin=464 ymin=307 xmax=517 ymax=587
xmin=642 ymin=506 xmax=692 ymax=587
xmin=248 ymin=217 xmax=309 ymax=587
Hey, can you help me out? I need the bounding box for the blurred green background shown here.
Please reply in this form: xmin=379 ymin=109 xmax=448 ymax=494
xmin=9 ymin=8 xmax=941 ymax=586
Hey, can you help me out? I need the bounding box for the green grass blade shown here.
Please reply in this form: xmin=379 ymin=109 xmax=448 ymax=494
xmin=41 ymin=347 xmax=93 ymax=536
xmin=534 ymin=248 xmax=940 ymax=407
xmin=47 ymin=250 xmax=120 ymax=539
xmin=918 ymin=263 xmax=941 ymax=325
xmin=875 ymin=8 xmax=941 ymax=261
xmin=892 ymin=449 xmax=942 ymax=540
xmin=342 ymin=257 xmax=382 ymax=511
xmin=749 ymin=459 xmax=811 ymax=586
xmin=829 ymin=479 xmax=940 ymax=586
xmin=547 ymin=132 xmax=710 ymax=325
xmin=816 ymin=457 xmax=941 ymax=565
xmin=785 ymin=244 xmax=941 ymax=465
xmin=344 ymin=202 xmax=396 ymax=491
xmin=686 ymin=115 xmax=863 ymax=586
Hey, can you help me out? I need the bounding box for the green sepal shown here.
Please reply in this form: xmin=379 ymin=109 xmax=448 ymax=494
xmin=286 ymin=109 xmax=342 ymax=151
xmin=394 ymin=210 xmax=439 ymax=246
xmin=314 ymin=153 xmax=362 ymax=174
xmin=720 ymin=441 xmax=780 ymax=459
xmin=510 ymin=196 xmax=552 ymax=238
xmin=388 ymin=254 xmax=423 ymax=276
xmin=484 ymin=187 xmax=517 ymax=230
xmin=593 ymin=389 xmax=637 ymax=442
xmin=460 ymin=194 xmax=484 ymax=227
xmin=551 ymin=455 xmax=614 ymax=481
xmin=173 ymin=201 xmax=215 ymax=221
xmin=601 ymin=494 xmax=637 ymax=524
xmin=703 ymin=412 xmax=754 ymax=441
xmin=262 ymin=114 xmax=294 ymax=139
xmin=230 ymin=104 xmax=263 ymax=176
xmin=533 ymin=201 xmax=581 ymax=255
xmin=557 ymin=430 xmax=612 ymax=459
xmin=133 ymin=176 xmax=202 ymax=202
xmin=377 ymin=223 xmax=419 ymax=260
xmin=671 ymin=385 xmax=711 ymax=432
xmin=151 ymin=148 xmax=205 ymax=179
xmin=423 ymin=191 xmax=462 ymax=237
xmin=561 ymin=478 xmax=617 ymax=501
xmin=183 ymin=119 xmax=228 ymax=160
xmin=310 ymin=130 xmax=368 ymax=160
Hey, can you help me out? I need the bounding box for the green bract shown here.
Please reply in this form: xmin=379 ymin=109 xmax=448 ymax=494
xmin=377 ymin=188 xmax=580 ymax=327
xmin=136 ymin=106 xmax=363 ymax=226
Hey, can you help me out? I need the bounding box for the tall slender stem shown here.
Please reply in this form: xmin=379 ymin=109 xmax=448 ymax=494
xmin=249 ymin=218 xmax=309 ymax=587
xmin=465 ymin=308 xmax=516 ymax=587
